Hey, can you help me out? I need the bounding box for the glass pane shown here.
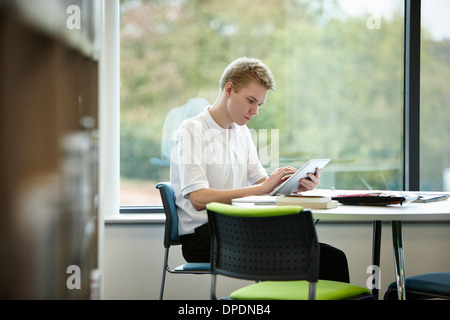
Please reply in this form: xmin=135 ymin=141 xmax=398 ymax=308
xmin=120 ymin=0 xmax=404 ymax=206
xmin=420 ymin=0 xmax=450 ymax=191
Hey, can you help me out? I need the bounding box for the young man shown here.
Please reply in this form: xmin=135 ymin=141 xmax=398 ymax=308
xmin=170 ymin=57 xmax=349 ymax=282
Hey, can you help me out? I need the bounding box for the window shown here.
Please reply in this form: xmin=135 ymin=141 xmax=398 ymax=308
xmin=119 ymin=0 xmax=406 ymax=207
xmin=420 ymin=0 xmax=450 ymax=190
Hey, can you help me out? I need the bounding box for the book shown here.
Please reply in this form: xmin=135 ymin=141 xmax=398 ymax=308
xmin=276 ymin=194 xmax=332 ymax=203
xmin=276 ymin=197 xmax=338 ymax=209
xmin=232 ymin=195 xmax=278 ymax=205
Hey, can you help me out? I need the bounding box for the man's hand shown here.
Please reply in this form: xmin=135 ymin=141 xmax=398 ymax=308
xmin=261 ymin=166 xmax=297 ymax=194
xmin=294 ymin=167 xmax=321 ymax=192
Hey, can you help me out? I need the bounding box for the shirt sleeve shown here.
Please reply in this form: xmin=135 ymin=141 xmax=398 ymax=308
xmin=172 ymin=121 xmax=209 ymax=198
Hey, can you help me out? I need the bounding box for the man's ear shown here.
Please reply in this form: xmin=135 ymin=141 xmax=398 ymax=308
xmin=225 ymin=82 xmax=233 ymax=95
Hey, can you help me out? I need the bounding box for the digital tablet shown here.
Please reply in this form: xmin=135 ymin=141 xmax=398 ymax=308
xmin=269 ymin=158 xmax=331 ymax=196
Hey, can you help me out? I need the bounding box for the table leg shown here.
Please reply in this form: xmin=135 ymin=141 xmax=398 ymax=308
xmin=392 ymin=221 xmax=406 ymax=300
xmin=372 ymin=221 xmax=382 ymax=299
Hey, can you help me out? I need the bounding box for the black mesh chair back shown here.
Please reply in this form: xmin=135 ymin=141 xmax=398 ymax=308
xmin=211 ymin=210 xmax=319 ymax=281
xmin=207 ymin=202 xmax=320 ymax=299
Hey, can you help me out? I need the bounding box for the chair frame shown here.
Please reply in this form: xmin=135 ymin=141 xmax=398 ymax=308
xmin=156 ymin=182 xmax=209 ymax=300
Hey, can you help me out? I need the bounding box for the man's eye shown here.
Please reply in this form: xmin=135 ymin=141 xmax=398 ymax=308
xmin=247 ymin=98 xmax=255 ymax=103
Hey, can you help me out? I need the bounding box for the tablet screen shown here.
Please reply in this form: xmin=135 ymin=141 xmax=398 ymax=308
xmin=269 ymin=159 xmax=330 ymax=195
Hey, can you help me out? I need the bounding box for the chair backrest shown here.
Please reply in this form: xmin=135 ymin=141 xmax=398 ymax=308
xmin=150 ymin=98 xmax=210 ymax=167
xmin=206 ymin=202 xmax=320 ymax=283
xmin=156 ymin=182 xmax=180 ymax=247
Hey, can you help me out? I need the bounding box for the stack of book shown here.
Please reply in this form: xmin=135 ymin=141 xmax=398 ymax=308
xmin=276 ymin=194 xmax=338 ymax=209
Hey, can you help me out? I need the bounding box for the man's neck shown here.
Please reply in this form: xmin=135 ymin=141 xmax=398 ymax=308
xmin=208 ymin=97 xmax=233 ymax=129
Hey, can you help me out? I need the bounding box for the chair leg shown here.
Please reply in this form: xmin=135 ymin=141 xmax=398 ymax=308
xmin=210 ymin=274 xmax=218 ymax=300
xmin=309 ymin=282 xmax=317 ymax=300
xmin=159 ymin=248 xmax=169 ymax=300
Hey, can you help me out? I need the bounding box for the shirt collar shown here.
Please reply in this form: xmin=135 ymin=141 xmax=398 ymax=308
xmin=203 ymin=107 xmax=237 ymax=133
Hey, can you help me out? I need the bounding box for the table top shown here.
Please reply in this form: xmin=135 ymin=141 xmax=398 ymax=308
xmin=233 ymin=190 xmax=450 ymax=222
xmin=312 ymin=199 xmax=450 ymax=222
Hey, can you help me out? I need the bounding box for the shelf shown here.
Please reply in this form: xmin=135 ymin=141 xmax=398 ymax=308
xmin=11 ymin=0 xmax=101 ymax=60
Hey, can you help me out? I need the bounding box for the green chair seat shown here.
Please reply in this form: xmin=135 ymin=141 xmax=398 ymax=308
xmin=230 ymin=280 xmax=371 ymax=300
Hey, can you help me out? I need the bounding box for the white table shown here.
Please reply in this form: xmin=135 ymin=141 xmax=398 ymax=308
xmin=233 ymin=190 xmax=450 ymax=300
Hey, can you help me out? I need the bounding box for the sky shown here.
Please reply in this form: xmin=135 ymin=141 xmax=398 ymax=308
xmin=421 ymin=0 xmax=450 ymax=40
xmin=337 ymin=0 xmax=450 ymax=40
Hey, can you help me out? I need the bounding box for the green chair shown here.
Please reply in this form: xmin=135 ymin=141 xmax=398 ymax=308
xmin=206 ymin=202 xmax=373 ymax=300
xmin=156 ymin=182 xmax=210 ymax=300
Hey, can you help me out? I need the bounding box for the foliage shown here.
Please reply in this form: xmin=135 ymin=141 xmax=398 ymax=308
xmin=119 ymin=0 xmax=450 ymax=190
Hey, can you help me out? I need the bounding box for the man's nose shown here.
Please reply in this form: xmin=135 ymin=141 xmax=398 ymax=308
xmin=249 ymin=105 xmax=259 ymax=115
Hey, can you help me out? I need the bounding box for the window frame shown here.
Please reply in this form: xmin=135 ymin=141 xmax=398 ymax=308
xmin=403 ymin=0 xmax=421 ymax=191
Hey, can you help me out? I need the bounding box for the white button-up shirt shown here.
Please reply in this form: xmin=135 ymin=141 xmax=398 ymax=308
xmin=170 ymin=107 xmax=267 ymax=235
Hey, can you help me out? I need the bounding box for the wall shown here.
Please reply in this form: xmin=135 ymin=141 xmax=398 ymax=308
xmin=103 ymin=220 xmax=450 ymax=300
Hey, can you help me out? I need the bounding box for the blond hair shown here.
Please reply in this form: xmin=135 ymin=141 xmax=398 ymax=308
xmin=219 ymin=57 xmax=275 ymax=92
